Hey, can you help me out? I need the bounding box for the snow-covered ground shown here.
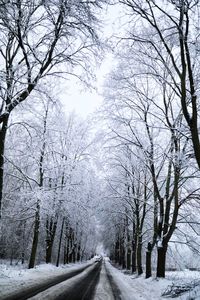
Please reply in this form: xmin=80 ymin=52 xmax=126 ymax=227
xmin=0 ymin=259 xmax=93 ymax=299
xmin=105 ymin=260 xmax=200 ymax=300
xmin=1 ymin=258 xmax=200 ymax=299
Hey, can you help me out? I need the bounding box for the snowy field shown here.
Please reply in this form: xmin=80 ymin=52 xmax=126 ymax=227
xmin=0 ymin=259 xmax=200 ymax=299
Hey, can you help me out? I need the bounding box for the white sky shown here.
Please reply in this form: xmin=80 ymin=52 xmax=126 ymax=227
xmin=61 ymin=54 xmax=114 ymax=117
xmin=60 ymin=3 xmax=124 ymax=118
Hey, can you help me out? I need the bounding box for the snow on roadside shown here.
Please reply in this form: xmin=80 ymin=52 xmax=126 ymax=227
xmin=105 ymin=260 xmax=200 ymax=300
xmin=0 ymin=260 xmax=93 ymax=299
xmin=106 ymin=261 xmax=143 ymax=300
xmin=1 ymin=258 xmax=200 ymax=300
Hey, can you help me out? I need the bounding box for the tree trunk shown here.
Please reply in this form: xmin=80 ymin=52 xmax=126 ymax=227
xmin=125 ymin=213 xmax=130 ymax=269
xmin=64 ymin=236 xmax=70 ymax=264
xmin=131 ymin=240 xmax=136 ymax=273
xmin=21 ymin=221 xmax=26 ymax=265
xmin=46 ymin=240 xmax=53 ymax=264
xmin=72 ymin=251 xmax=76 ymax=263
xmin=121 ymin=245 xmax=126 ymax=269
xmin=77 ymin=243 xmax=81 ymax=262
xmin=0 ymin=115 xmax=9 ymax=218
xmin=29 ymin=201 xmax=40 ymax=269
xmin=66 ymin=236 xmax=70 ymax=264
xmin=46 ymin=217 xmax=57 ymax=264
xmin=64 ymin=239 xmax=67 ymax=264
xmin=56 ymin=217 xmax=65 ymax=267
xmin=119 ymin=238 xmax=125 ymax=267
xmin=146 ymin=242 xmax=152 ymax=278
xmin=137 ymin=237 xmax=143 ymax=275
xmin=126 ymin=248 xmax=131 ymax=270
xmin=115 ymin=239 xmax=120 ymax=263
xmin=131 ymin=219 xmax=137 ymax=273
xmin=69 ymin=251 xmax=73 ymax=263
xmin=10 ymin=248 xmax=14 ymax=265
xmin=156 ymin=245 xmax=167 ymax=278
xmin=68 ymin=228 xmax=74 ymax=263
xmin=63 ymin=221 xmax=68 ymax=264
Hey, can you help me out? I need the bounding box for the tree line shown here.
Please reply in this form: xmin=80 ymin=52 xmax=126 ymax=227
xmin=1 ymin=98 xmax=99 ymax=267
xmin=1 ymin=0 xmax=200 ymax=281
xmin=0 ymin=0 xmax=105 ymax=268
xmin=99 ymin=0 xmax=200 ymax=278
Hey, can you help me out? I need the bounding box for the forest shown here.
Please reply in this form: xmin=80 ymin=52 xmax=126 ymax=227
xmin=0 ymin=0 xmax=200 ymax=286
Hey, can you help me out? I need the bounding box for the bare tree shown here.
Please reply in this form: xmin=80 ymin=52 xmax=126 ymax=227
xmin=101 ymin=45 xmax=200 ymax=277
xmin=117 ymin=0 xmax=200 ymax=169
xmin=0 ymin=0 xmax=105 ymax=217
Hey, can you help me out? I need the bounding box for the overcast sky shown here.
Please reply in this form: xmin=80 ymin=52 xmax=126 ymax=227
xmin=61 ymin=54 xmax=113 ymax=117
xmin=60 ymin=3 xmax=124 ymax=118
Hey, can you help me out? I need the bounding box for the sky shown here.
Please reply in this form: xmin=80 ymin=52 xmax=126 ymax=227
xmin=60 ymin=3 xmax=124 ymax=118
xmin=61 ymin=54 xmax=113 ymax=117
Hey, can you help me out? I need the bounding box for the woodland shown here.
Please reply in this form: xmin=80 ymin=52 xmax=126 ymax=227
xmin=0 ymin=0 xmax=200 ymax=280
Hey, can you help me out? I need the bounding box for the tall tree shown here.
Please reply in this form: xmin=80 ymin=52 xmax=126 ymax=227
xmin=0 ymin=0 xmax=105 ymax=217
xmin=117 ymin=0 xmax=200 ymax=169
xmin=101 ymin=49 xmax=200 ymax=276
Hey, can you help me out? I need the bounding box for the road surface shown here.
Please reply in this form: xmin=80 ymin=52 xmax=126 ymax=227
xmin=2 ymin=260 xmax=120 ymax=300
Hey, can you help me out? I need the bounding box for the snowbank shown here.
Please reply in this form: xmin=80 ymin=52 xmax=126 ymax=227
xmin=105 ymin=261 xmax=200 ymax=300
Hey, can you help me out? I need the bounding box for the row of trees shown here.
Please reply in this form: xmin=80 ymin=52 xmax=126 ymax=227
xmin=0 ymin=0 xmax=106 ymax=218
xmin=0 ymin=0 xmax=106 ymax=268
xmin=0 ymin=98 xmax=100 ymax=267
xmin=99 ymin=0 xmax=200 ymax=278
xmin=1 ymin=0 xmax=200 ymax=281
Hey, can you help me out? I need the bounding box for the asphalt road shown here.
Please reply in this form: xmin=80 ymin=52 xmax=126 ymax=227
xmin=105 ymin=263 xmax=122 ymax=300
xmin=54 ymin=261 xmax=102 ymax=300
xmin=3 ymin=260 xmax=120 ymax=300
xmin=3 ymin=263 xmax=97 ymax=300
xmin=94 ymin=261 xmax=121 ymax=300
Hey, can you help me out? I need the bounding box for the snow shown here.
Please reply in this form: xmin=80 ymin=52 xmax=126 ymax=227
xmin=157 ymin=239 xmax=163 ymax=248
xmin=1 ymin=259 xmax=200 ymax=299
xmin=94 ymin=261 xmax=114 ymax=300
xmin=28 ymin=263 xmax=98 ymax=300
xmin=0 ymin=260 xmax=93 ymax=299
xmin=105 ymin=260 xmax=200 ymax=300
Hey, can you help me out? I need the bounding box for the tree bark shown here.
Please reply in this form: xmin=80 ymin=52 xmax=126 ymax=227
xmin=115 ymin=239 xmax=120 ymax=263
xmin=21 ymin=221 xmax=26 ymax=264
xmin=46 ymin=217 xmax=57 ymax=264
xmin=64 ymin=236 xmax=70 ymax=264
xmin=46 ymin=241 xmax=53 ymax=264
xmin=28 ymin=201 xmax=40 ymax=269
xmin=77 ymin=242 xmax=81 ymax=262
xmin=66 ymin=236 xmax=70 ymax=263
xmin=63 ymin=222 xmax=69 ymax=264
xmin=56 ymin=217 xmax=65 ymax=267
xmin=146 ymin=242 xmax=152 ymax=278
xmin=137 ymin=236 xmax=143 ymax=275
xmin=126 ymin=248 xmax=131 ymax=270
xmin=0 ymin=115 xmax=9 ymax=218
xmin=131 ymin=246 xmax=136 ymax=273
xmin=119 ymin=236 xmax=125 ymax=268
xmin=156 ymin=245 xmax=167 ymax=278
xmin=68 ymin=227 xmax=74 ymax=263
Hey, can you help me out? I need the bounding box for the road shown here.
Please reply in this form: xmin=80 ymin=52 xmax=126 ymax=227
xmin=3 ymin=260 xmax=120 ymax=300
xmin=95 ymin=261 xmax=121 ymax=300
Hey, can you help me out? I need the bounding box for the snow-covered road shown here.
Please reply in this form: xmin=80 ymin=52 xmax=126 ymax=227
xmin=28 ymin=262 xmax=101 ymax=300
xmin=94 ymin=261 xmax=115 ymax=300
xmin=0 ymin=260 xmax=95 ymax=300
xmin=1 ymin=259 xmax=200 ymax=299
